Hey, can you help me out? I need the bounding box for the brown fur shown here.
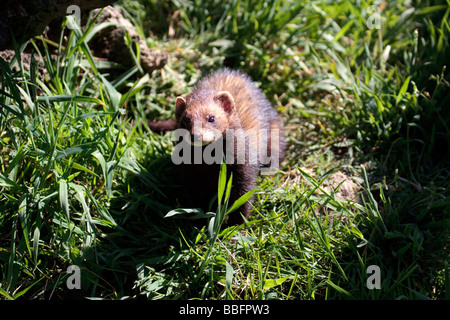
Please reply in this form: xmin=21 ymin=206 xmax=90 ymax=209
xmin=147 ymin=118 xmax=177 ymax=133
xmin=151 ymin=69 xmax=285 ymax=225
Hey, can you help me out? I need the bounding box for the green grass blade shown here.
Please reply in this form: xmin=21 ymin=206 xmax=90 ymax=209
xmin=59 ymin=178 xmax=70 ymax=220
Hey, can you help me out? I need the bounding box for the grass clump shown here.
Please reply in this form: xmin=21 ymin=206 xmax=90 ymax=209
xmin=0 ymin=0 xmax=448 ymax=300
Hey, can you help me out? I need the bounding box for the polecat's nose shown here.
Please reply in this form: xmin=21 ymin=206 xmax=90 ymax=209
xmin=190 ymin=134 xmax=201 ymax=143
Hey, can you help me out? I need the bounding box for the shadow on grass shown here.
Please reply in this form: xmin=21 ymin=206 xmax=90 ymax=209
xmin=324 ymin=124 xmax=450 ymax=299
xmin=79 ymin=149 xmax=212 ymax=298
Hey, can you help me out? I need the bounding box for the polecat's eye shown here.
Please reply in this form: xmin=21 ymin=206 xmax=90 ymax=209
xmin=208 ymin=115 xmax=215 ymax=123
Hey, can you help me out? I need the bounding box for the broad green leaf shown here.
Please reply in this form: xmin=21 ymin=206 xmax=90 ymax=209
xmin=217 ymin=161 xmax=227 ymax=205
xmin=55 ymin=143 xmax=96 ymax=160
xmin=59 ymin=179 xmax=70 ymax=219
xmin=227 ymin=189 xmax=256 ymax=214
xmin=263 ymin=276 xmax=289 ymax=290
xmin=0 ymin=173 xmax=18 ymax=188
xmin=396 ymin=76 xmax=410 ymax=105
xmin=0 ymin=287 xmax=13 ymax=300
xmin=327 ymin=280 xmax=354 ymax=298
xmin=164 ymin=208 xmax=205 ymax=218
xmin=333 ymin=20 xmax=354 ymax=42
xmin=18 ymin=196 xmax=32 ymax=258
xmin=33 ymin=227 xmax=40 ymax=265
xmin=225 ymin=260 xmax=234 ymax=298
xmin=37 ymin=94 xmax=104 ymax=105
xmin=99 ymin=74 xmax=122 ymax=112
xmin=208 ymin=216 xmax=216 ymax=240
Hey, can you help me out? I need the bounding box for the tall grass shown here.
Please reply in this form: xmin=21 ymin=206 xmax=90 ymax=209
xmin=0 ymin=0 xmax=448 ymax=300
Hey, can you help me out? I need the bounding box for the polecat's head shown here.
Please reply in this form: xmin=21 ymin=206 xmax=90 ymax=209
xmin=175 ymin=90 xmax=236 ymax=146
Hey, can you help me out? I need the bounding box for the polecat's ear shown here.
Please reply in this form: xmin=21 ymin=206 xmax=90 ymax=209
xmin=213 ymin=91 xmax=235 ymax=114
xmin=175 ymin=96 xmax=186 ymax=120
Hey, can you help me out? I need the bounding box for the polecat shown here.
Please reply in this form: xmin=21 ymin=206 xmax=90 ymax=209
xmin=150 ymin=69 xmax=285 ymax=225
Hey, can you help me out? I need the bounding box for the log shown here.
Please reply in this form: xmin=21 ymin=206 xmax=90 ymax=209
xmin=0 ymin=2 xmax=168 ymax=74
xmin=0 ymin=0 xmax=113 ymax=49
xmin=90 ymin=6 xmax=168 ymax=74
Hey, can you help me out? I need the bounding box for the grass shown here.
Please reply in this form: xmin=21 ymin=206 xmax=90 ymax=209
xmin=0 ymin=0 xmax=449 ymax=300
